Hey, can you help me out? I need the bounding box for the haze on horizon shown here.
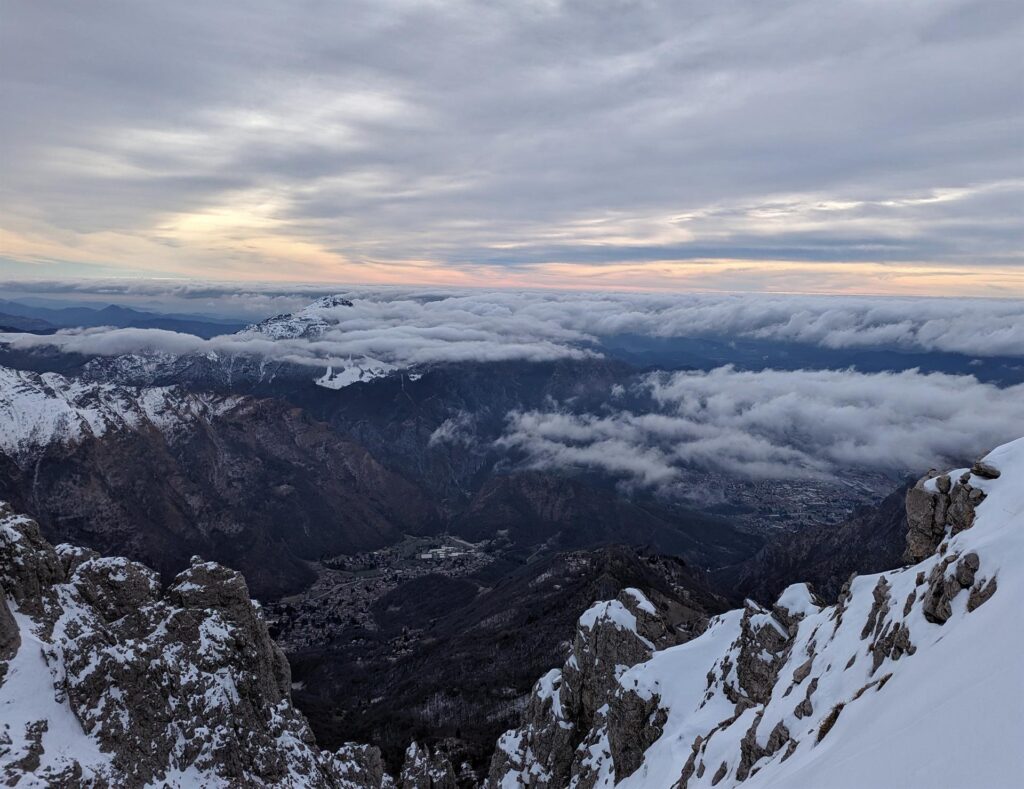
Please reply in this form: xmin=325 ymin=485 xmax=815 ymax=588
xmin=1 ymin=0 xmax=1022 ymax=296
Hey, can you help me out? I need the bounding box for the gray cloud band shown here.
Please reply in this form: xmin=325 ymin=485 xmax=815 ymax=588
xmin=2 ymin=289 xmax=1022 ymax=361
xmin=499 ymin=367 xmax=1024 ymax=483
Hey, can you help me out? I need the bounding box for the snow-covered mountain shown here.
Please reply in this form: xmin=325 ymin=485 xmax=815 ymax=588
xmin=488 ymin=438 xmax=1024 ymax=788
xmin=0 ymin=366 xmax=238 ymax=461
xmin=63 ymin=295 xmax=400 ymax=391
xmin=245 ymin=295 xmax=355 ymax=339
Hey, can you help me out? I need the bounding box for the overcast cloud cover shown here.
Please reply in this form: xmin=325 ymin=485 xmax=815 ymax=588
xmin=499 ymin=367 xmax=1024 ymax=483
xmin=3 ymin=287 xmax=1023 ymax=362
xmin=2 ymin=1 xmax=1022 ymax=292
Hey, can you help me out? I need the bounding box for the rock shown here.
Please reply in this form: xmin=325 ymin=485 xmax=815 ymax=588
xmin=327 ymin=744 xmax=392 ymax=788
xmin=70 ymin=556 xmax=161 ymax=624
xmin=487 ymin=588 xmax=681 ymax=789
xmin=55 ymin=543 xmax=100 ymax=576
xmin=400 ymin=741 xmax=456 ymax=789
xmin=0 ymin=586 xmax=19 ymax=680
xmin=732 ymin=602 xmax=791 ymax=706
xmin=905 ymin=465 xmax=988 ymax=562
xmin=971 ymin=461 xmax=1001 ymax=479
xmin=922 ymin=552 xmax=985 ymax=625
xmin=0 ymin=503 xmax=392 ymax=788
xmin=955 ymin=553 xmax=980 ymax=587
xmin=0 ymin=503 xmax=64 ymax=616
xmin=794 ymin=677 xmax=818 ymax=719
xmin=968 ymin=577 xmax=998 ymax=611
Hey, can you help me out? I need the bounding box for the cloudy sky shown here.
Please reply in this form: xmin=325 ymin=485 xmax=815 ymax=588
xmin=2 ymin=0 xmax=1022 ymax=294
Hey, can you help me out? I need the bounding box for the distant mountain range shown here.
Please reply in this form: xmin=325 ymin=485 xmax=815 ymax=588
xmin=0 ymin=298 xmax=245 ymax=337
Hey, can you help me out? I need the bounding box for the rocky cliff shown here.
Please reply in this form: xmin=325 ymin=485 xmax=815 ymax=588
xmin=488 ymin=439 xmax=1024 ymax=788
xmin=0 ymin=502 xmax=413 ymax=787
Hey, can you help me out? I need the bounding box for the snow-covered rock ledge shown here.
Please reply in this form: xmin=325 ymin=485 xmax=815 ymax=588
xmin=489 ymin=438 xmax=1024 ymax=788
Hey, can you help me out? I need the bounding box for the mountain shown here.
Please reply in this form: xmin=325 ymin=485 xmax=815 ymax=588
xmin=0 ymin=366 xmax=436 ymax=598
xmin=489 ymin=439 xmax=1023 ymax=787
xmin=0 ymin=313 xmax=54 ymax=334
xmin=0 ymin=299 xmax=245 ymax=338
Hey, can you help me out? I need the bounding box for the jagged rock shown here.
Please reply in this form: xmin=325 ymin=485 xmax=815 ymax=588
xmin=488 ymin=443 xmax=1022 ymax=788
xmin=604 ymin=687 xmax=668 ymax=781
xmin=0 ymin=503 xmax=392 ymax=788
xmin=905 ymin=471 xmax=988 ymax=562
xmin=0 ymin=503 xmax=64 ymax=615
xmin=0 ymin=586 xmax=18 ymax=680
xmin=861 ymin=577 xmax=891 ymax=640
xmin=400 ymin=741 xmax=456 ymax=789
xmin=794 ymin=677 xmax=818 ymax=719
xmin=69 ymin=555 xmax=161 ymax=624
xmin=487 ymin=588 xmax=679 ymax=788
xmin=55 ymin=543 xmax=100 ymax=576
xmin=955 ymin=552 xmax=980 ymax=587
xmin=869 ymin=621 xmax=915 ymax=673
xmin=487 ymin=668 xmax=577 ymax=788
xmin=921 ymin=551 xmax=986 ymax=625
xmin=737 ymin=717 xmax=791 ymax=781
xmin=732 ymin=602 xmax=791 ymax=706
xmin=561 ymin=589 xmax=679 ymax=725
xmin=326 ymin=744 xmax=393 ymax=788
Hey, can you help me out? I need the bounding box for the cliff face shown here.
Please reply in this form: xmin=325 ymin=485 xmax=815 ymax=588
xmin=0 ymin=502 xmax=396 ymax=788
xmin=488 ymin=439 xmax=1024 ymax=788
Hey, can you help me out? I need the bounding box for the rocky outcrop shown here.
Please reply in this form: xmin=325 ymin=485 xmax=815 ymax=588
xmin=487 ymin=587 xmax=684 ymax=788
xmin=905 ymin=466 xmax=987 ymax=562
xmin=399 ymin=741 xmax=457 ymax=788
xmin=0 ymin=502 xmax=393 ymax=788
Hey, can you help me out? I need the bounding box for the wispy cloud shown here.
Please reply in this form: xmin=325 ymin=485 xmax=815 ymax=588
xmin=1 ymin=1 xmax=1021 ymax=290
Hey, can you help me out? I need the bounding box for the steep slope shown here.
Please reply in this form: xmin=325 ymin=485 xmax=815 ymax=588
xmin=0 ymin=502 xmax=393 ymax=788
xmin=490 ymin=439 xmax=1024 ymax=788
xmin=721 ymin=480 xmax=911 ymax=604
xmin=0 ymin=366 xmax=436 ymax=598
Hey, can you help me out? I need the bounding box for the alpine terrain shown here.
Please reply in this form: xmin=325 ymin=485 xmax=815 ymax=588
xmin=2 ymin=438 xmax=1022 ymax=786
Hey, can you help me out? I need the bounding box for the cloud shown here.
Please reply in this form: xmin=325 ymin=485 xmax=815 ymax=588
xmin=3 ymin=289 xmax=1023 ymax=366
xmin=499 ymin=367 xmax=1024 ymax=484
xmin=1 ymin=1 xmax=1021 ymax=286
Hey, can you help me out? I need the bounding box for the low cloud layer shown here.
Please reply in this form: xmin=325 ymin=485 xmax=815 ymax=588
xmin=3 ymin=288 xmax=1022 ymax=364
xmin=499 ymin=367 xmax=1024 ymax=483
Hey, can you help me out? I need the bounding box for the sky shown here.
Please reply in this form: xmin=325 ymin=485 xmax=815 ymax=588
xmin=1 ymin=0 xmax=1022 ymax=295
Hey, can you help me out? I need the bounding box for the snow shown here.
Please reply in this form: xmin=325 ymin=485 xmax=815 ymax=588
xmin=590 ymin=437 xmax=1024 ymax=788
xmin=0 ymin=608 xmax=110 ymax=783
xmin=623 ymin=588 xmax=657 ymax=615
xmin=314 ymin=358 xmax=397 ymax=390
xmin=535 ymin=668 xmax=566 ymax=720
xmin=775 ymin=583 xmax=821 ymax=618
xmin=0 ymin=365 xmax=236 ymax=459
xmin=579 ymin=600 xmax=638 ymax=633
